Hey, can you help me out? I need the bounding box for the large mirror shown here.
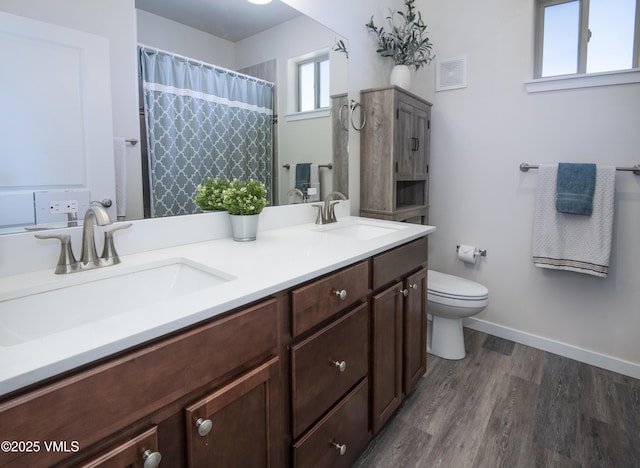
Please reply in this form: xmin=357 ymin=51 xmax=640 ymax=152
xmin=0 ymin=0 xmax=348 ymax=234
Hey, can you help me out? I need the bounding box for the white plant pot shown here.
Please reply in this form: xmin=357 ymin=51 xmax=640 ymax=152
xmin=229 ymin=214 xmax=260 ymax=242
xmin=390 ymin=64 xmax=411 ymax=89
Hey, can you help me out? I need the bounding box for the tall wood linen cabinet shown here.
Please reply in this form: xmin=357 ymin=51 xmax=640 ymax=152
xmin=360 ymin=86 xmax=432 ymax=224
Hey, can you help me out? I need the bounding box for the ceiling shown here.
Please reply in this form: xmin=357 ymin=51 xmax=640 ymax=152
xmin=135 ymin=0 xmax=302 ymax=42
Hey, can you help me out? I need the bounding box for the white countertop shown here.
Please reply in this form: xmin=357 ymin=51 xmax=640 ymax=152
xmin=0 ymin=216 xmax=434 ymax=397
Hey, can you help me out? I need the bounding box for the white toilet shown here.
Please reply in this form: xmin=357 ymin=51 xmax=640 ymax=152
xmin=427 ymin=270 xmax=489 ymax=360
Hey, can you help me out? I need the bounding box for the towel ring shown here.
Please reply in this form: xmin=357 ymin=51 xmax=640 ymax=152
xmin=338 ymin=103 xmax=350 ymax=132
xmin=349 ymin=100 xmax=366 ymax=131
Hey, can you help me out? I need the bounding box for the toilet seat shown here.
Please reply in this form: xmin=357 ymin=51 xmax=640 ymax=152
xmin=427 ymin=270 xmax=488 ymax=307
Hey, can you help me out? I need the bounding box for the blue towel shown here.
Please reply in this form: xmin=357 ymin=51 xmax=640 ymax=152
xmin=295 ymin=163 xmax=311 ymax=191
xmin=556 ymin=163 xmax=596 ymax=216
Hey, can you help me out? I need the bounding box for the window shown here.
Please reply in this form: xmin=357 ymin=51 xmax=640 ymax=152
xmin=535 ymin=0 xmax=639 ymax=78
xmin=297 ymin=55 xmax=329 ymax=112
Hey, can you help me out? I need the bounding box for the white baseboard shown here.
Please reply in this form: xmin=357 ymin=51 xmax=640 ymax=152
xmin=463 ymin=317 xmax=640 ymax=380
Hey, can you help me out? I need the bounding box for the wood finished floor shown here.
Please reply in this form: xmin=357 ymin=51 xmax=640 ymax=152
xmin=353 ymin=328 xmax=640 ymax=468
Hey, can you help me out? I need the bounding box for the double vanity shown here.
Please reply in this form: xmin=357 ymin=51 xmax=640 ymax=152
xmin=0 ymin=211 xmax=434 ymax=467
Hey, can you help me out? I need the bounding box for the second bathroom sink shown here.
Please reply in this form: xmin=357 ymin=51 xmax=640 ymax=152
xmin=315 ymin=218 xmax=408 ymax=241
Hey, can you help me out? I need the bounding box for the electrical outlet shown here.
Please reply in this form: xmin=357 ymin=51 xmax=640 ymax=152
xmin=50 ymin=200 xmax=79 ymax=214
xmin=34 ymin=190 xmax=90 ymax=225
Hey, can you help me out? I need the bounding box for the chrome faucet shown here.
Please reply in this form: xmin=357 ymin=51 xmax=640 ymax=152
xmin=80 ymin=207 xmax=112 ymax=266
xmin=313 ymin=191 xmax=347 ymax=224
xmin=287 ymin=187 xmax=307 ymax=203
xmin=35 ymin=207 xmax=131 ymax=274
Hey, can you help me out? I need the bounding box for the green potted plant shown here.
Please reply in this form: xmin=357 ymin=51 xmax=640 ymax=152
xmin=222 ymin=179 xmax=268 ymax=242
xmin=366 ymin=0 xmax=435 ymax=89
xmin=195 ymin=178 xmax=231 ymax=211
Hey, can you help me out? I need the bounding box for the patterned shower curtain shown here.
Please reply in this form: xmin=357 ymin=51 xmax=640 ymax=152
xmin=139 ymin=46 xmax=274 ymax=217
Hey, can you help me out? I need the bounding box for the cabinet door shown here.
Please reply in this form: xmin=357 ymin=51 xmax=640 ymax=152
xmin=412 ymin=106 xmax=430 ymax=179
xmin=78 ymin=427 xmax=160 ymax=468
xmin=371 ymin=281 xmax=404 ymax=434
xmin=403 ymin=267 xmax=427 ymax=395
xmin=185 ymin=357 xmax=280 ymax=468
xmin=395 ymin=100 xmax=415 ymax=179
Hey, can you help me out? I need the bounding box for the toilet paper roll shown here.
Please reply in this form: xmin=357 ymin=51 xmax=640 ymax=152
xmin=458 ymin=244 xmax=477 ymax=264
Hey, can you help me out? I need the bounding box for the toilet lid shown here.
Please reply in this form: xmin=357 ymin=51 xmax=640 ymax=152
xmin=427 ymin=270 xmax=488 ymax=300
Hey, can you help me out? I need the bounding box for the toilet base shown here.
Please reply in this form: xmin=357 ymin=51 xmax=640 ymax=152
xmin=427 ymin=315 xmax=466 ymax=360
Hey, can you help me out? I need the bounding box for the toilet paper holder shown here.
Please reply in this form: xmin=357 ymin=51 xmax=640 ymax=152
xmin=456 ymin=245 xmax=487 ymax=257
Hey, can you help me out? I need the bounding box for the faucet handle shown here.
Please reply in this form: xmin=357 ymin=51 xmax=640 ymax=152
xmin=101 ymin=223 xmax=132 ymax=265
xmin=327 ymin=201 xmax=341 ymax=223
xmin=35 ymin=233 xmax=78 ymax=274
xmin=311 ymin=204 xmax=324 ymax=224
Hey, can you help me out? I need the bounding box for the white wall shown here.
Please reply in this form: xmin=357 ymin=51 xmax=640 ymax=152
xmin=136 ymin=9 xmax=236 ymax=69
xmin=285 ymin=0 xmax=640 ymax=374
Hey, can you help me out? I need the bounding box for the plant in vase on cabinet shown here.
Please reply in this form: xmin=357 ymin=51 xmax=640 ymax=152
xmin=222 ymin=179 xmax=268 ymax=242
xmin=365 ymin=0 xmax=435 ymax=90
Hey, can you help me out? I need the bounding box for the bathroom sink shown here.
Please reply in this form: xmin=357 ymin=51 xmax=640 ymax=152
xmin=316 ymin=219 xmax=408 ymax=241
xmin=0 ymin=258 xmax=234 ymax=346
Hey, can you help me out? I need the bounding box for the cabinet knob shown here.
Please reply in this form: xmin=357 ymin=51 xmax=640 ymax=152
xmin=332 ymin=441 xmax=347 ymax=456
xmin=409 ymin=283 xmax=418 ymax=290
xmin=399 ymin=288 xmax=409 ymax=297
xmin=195 ymin=417 xmax=213 ymax=436
xmin=332 ymin=360 xmax=347 ymax=372
xmin=142 ymin=449 xmax=162 ymax=468
xmin=333 ymin=289 xmax=347 ymax=300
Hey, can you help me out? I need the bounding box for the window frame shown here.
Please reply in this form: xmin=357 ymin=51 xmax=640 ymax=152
xmin=296 ymin=54 xmax=329 ymax=113
xmin=534 ymin=0 xmax=640 ymax=79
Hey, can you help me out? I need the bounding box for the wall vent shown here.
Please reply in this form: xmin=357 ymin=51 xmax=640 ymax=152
xmin=436 ymin=56 xmax=467 ymax=91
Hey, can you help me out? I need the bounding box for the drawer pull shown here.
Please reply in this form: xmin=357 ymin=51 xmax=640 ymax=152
xmin=142 ymin=449 xmax=162 ymax=468
xmin=332 ymin=360 xmax=347 ymax=372
xmin=399 ymin=288 xmax=409 ymax=297
xmin=195 ymin=417 xmax=213 ymax=436
xmin=332 ymin=441 xmax=347 ymax=456
xmin=333 ymin=289 xmax=347 ymax=300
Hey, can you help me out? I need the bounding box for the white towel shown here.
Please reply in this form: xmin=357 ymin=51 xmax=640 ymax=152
xmin=288 ymin=163 xmax=320 ymax=203
xmin=113 ymin=137 xmax=127 ymax=219
xmin=532 ymin=164 xmax=616 ymax=277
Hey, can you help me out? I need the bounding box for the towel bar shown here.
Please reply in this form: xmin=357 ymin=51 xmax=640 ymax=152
xmin=520 ymin=162 xmax=640 ymax=175
xmin=282 ymin=163 xmax=333 ymax=170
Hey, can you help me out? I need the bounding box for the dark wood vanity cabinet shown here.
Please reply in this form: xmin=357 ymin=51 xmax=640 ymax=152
xmin=0 ymin=298 xmax=283 ymax=468
xmin=289 ymin=261 xmax=372 ymax=468
xmin=371 ymin=237 xmax=428 ymax=434
xmin=0 ymin=235 xmax=429 ymax=468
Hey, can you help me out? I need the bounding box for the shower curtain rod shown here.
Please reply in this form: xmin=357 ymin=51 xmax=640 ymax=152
xmin=520 ymin=162 xmax=640 ymax=175
xmin=137 ymin=43 xmax=275 ymax=87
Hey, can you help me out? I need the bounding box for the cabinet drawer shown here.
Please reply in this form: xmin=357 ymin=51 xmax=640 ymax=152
xmin=0 ymin=299 xmax=279 ymax=468
xmin=372 ymin=236 xmax=427 ymax=290
xmin=291 ymin=260 xmax=370 ymax=337
xmin=291 ymin=303 xmax=369 ymax=438
xmin=292 ymin=378 xmax=370 ymax=468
